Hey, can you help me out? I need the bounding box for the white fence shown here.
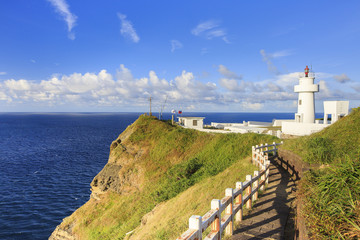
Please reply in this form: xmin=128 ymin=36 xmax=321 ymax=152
xmin=177 ymin=142 xmax=282 ymax=240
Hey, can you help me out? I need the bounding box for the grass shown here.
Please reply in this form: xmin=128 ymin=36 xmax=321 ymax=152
xmin=58 ymin=115 xmax=277 ymax=239
xmin=301 ymin=159 xmax=360 ymax=239
xmin=281 ymin=107 xmax=360 ymax=239
xmin=127 ymin=158 xmax=257 ymax=240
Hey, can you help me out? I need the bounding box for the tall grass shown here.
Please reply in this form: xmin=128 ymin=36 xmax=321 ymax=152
xmin=302 ymin=159 xmax=360 ymax=239
xmin=282 ymin=107 xmax=360 ymax=239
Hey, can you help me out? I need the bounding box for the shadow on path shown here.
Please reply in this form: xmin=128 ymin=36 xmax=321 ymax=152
xmin=231 ymin=157 xmax=296 ymax=240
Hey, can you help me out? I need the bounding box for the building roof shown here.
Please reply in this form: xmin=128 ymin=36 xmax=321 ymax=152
xmin=177 ymin=117 xmax=205 ymax=119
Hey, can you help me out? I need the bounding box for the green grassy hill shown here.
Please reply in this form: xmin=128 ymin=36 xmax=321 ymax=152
xmin=51 ymin=115 xmax=277 ymax=240
xmin=282 ymin=107 xmax=360 ymax=239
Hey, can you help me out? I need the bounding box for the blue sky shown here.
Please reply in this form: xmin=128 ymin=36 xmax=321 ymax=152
xmin=0 ymin=0 xmax=359 ymax=112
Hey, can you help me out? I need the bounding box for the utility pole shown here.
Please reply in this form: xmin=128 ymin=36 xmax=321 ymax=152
xmin=149 ymin=96 xmax=152 ymax=116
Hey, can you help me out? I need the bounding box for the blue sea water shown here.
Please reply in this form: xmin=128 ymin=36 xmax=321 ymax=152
xmin=0 ymin=112 xmax=322 ymax=240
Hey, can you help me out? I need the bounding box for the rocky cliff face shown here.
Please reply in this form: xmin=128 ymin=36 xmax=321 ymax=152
xmin=49 ymin=116 xmax=148 ymax=240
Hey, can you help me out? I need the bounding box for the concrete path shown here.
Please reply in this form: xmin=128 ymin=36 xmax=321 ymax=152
xmin=231 ymin=158 xmax=296 ymax=240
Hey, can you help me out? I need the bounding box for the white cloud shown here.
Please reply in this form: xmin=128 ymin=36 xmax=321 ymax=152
xmin=352 ymin=84 xmax=360 ymax=92
xmin=47 ymin=0 xmax=77 ymax=40
xmin=31 ymin=59 xmax=36 ymax=63
xmin=191 ymin=20 xmax=219 ymax=36
xmin=218 ymin=65 xmax=242 ymax=79
xmin=317 ymin=80 xmax=333 ymax=99
xmin=241 ymin=102 xmax=263 ymax=111
xmin=270 ymin=50 xmax=293 ymax=58
xmin=260 ymin=49 xmax=293 ymax=75
xmin=0 ymin=67 xmax=357 ymax=112
xmin=191 ymin=20 xmax=229 ymax=43
xmin=219 ymin=78 xmax=246 ymax=92
xmin=0 ymin=72 xmax=7 ymax=75
xmin=117 ymin=13 xmax=140 ymax=43
xmin=170 ymin=40 xmax=183 ymax=52
xmin=206 ymin=29 xmax=226 ymax=39
xmin=222 ymin=37 xmax=231 ymax=44
xmin=4 ymin=79 xmax=31 ymax=91
xmin=260 ymin=49 xmax=279 ymax=75
xmin=334 ymin=73 xmax=351 ymax=83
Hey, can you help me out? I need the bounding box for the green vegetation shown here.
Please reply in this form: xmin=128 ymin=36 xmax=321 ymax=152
xmin=128 ymin=158 xmax=256 ymax=240
xmin=61 ymin=115 xmax=277 ymax=240
xmin=282 ymin=107 xmax=360 ymax=239
xmin=302 ymin=159 xmax=360 ymax=239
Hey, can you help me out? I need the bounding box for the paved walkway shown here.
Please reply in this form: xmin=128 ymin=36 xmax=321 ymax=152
xmin=231 ymin=158 xmax=296 ymax=240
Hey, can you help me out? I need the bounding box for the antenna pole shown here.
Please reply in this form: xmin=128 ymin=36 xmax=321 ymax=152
xmin=149 ymin=96 xmax=152 ymax=116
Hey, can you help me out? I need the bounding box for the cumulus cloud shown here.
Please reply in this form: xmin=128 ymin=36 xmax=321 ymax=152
xmin=170 ymin=40 xmax=183 ymax=52
xmin=117 ymin=13 xmax=140 ymax=43
xmin=191 ymin=20 xmax=228 ymax=43
xmin=5 ymin=79 xmax=31 ymax=91
xmin=219 ymin=78 xmax=246 ymax=92
xmin=47 ymin=0 xmax=77 ymax=40
xmin=334 ymin=73 xmax=351 ymax=83
xmin=0 ymin=66 xmax=357 ymax=112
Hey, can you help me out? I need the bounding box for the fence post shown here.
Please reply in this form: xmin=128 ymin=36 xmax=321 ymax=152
xmin=211 ymin=199 xmax=221 ymax=238
xmin=189 ymin=215 xmax=202 ymax=240
xmin=252 ymin=146 xmax=255 ymax=164
xmin=225 ymin=188 xmax=234 ymax=236
xmin=260 ymin=169 xmax=265 ymax=191
xmin=265 ymin=143 xmax=268 ymax=151
xmin=235 ymin=182 xmax=243 ymax=222
xmin=265 ymin=160 xmax=270 ymax=185
xmin=253 ymin=171 xmax=259 ymax=201
xmin=246 ymin=175 xmax=252 ymax=209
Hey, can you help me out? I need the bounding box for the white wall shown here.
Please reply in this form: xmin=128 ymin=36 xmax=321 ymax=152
xmin=179 ymin=118 xmax=204 ymax=129
xmin=323 ymin=101 xmax=349 ymax=124
xmin=282 ymin=122 xmax=329 ymax=136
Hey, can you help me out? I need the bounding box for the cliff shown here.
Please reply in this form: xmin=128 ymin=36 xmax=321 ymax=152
xmin=49 ymin=115 xmax=277 ymax=240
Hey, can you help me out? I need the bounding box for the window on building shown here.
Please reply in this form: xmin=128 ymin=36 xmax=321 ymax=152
xmin=193 ymin=120 xmax=197 ymax=126
xmin=299 ymin=100 xmax=302 ymax=105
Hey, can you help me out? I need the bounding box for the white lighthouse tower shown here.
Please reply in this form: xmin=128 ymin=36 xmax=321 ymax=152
xmin=294 ymin=66 xmax=319 ymax=123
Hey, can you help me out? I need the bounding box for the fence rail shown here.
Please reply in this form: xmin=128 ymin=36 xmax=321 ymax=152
xmin=177 ymin=141 xmax=282 ymax=240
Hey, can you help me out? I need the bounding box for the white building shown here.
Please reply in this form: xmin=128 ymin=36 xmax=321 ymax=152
xmin=294 ymin=66 xmax=319 ymax=123
xmin=282 ymin=66 xmax=349 ymax=136
xmin=178 ymin=117 xmax=204 ymax=129
xmin=323 ymin=101 xmax=349 ymax=124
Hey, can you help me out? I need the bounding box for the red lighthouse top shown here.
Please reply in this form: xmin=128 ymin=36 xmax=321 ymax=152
xmin=304 ymin=65 xmax=309 ymax=77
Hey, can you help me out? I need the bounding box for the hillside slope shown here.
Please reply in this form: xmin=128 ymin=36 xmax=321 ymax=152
xmin=281 ymin=107 xmax=360 ymax=239
xmin=50 ymin=115 xmax=277 ymax=240
xmin=282 ymin=107 xmax=360 ymax=163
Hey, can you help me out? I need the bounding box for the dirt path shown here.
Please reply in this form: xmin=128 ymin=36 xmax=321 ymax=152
xmin=230 ymin=158 xmax=296 ymax=240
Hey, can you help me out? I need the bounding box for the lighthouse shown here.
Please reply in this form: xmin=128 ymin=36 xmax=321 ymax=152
xmin=294 ymin=66 xmax=319 ymax=123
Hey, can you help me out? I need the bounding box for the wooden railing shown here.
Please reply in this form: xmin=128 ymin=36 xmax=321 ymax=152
xmin=252 ymin=141 xmax=283 ymax=169
xmin=177 ymin=142 xmax=282 ymax=240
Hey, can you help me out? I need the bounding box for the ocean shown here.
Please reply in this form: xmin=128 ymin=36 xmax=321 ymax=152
xmin=0 ymin=112 xmax=322 ymax=240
